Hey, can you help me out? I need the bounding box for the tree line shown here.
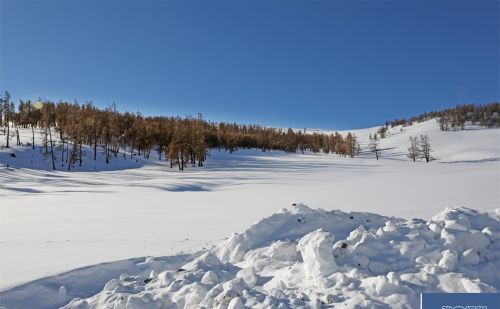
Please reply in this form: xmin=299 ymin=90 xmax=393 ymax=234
xmin=0 ymin=92 xmax=361 ymax=170
xmin=379 ymin=103 xmax=499 ymax=131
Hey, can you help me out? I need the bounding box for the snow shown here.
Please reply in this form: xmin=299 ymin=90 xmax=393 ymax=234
xmin=2 ymin=204 xmax=498 ymax=309
xmin=0 ymin=119 xmax=499 ymax=308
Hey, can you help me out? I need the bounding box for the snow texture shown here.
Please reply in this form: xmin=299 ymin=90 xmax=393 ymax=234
xmin=1 ymin=204 xmax=498 ymax=309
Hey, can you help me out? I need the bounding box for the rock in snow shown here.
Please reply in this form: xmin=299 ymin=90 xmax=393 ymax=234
xmin=42 ymin=204 xmax=500 ymax=308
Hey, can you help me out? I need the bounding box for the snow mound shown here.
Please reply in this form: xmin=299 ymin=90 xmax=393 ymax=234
xmin=53 ymin=204 xmax=499 ymax=309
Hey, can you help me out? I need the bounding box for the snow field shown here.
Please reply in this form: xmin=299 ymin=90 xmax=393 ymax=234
xmin=50 ymin=204 xmax=500 ymax=309
xmin=0 ymin=119 xmax=499 ymax=308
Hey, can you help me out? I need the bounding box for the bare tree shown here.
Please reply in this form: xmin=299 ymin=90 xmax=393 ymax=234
xmin=407 ymin=136 xmax=420 ymax=162
xmin=369 ymin=133 xmax=380 ymax=160
xmin=48 ymin=126 xmax=56 ymax=170
xmin=41 ymin=103 xmax=57 ymax=170
xmin=419 ymin=134 xmax=432 ymax=162
xmin=3 ymin=91 xmax=11 ymax=148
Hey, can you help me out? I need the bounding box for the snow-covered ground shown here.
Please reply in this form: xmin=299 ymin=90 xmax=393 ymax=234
xmin=0 ymin=119 xmax=499 ymax=308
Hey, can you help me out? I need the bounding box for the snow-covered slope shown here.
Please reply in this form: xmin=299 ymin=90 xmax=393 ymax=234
xmin=320 ymin=119 xmax=500 ymax=163
xmin=1 ymin=119 xmax=499 ymax=172
xmin=0 ymin=127 xmax=148 ymax=172
xmin=369 ymin=121 xmax=500 ymax=163
xmin=0 ymin=119 xmax=499 ymax=308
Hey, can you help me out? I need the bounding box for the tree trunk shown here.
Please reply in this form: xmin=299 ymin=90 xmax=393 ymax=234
xmin=105 ymin=142 xmax=109 ymax=164
xmin=61 ymin=141 xmax=65 ymax=164
xmin=66 ymin=142 xmax=69 ymax=163
xmin=44 ymin=131 xmax=48 ymax=153
xmin=178 ymin=150 xmax=184 ymax=170
xmin=94 ymin=132 xmax=97 ymax=160
xmin=68 ymin=143 xmax=77 ymax=171
xmin=48 ymin=127 xmax=56 ymax=170
xmin=67 ymin=147 xmax=72 ymax=171
xmin=31 ymin=125 xmax=35 ymax=149
xmin=79 ymin=141 xmax=83 ymax=166
xmin=6 ymin=122 xmax=9 ymax=148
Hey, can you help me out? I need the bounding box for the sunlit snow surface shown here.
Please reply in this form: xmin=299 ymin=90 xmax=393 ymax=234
xmin=0 ymin=119 xmax=499 ymax=308
xmin=2 ymin=204 xmax=499 ymax=309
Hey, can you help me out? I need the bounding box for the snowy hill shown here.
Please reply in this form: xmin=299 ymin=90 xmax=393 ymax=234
xmin=0 ymin=119 xmax=499 ymax=308
xmin=318 ymin=119 xmax=500 ymax=163
xmin=1 ymin=119 xmax=499 ymax=172
xmin=0 ymin=127 xmax=148 ymax=172
xmin=366 ymin=120 xmax=500 ymax=163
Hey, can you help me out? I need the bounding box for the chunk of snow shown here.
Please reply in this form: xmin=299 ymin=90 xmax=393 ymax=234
xmin=461 ymin=249 xmax=480 ymax=265
xmin=227 ymin=297 xmax=245 ymax=309
xmin=297 ymin=229 xmax=337 ymax=278
xmin=438 ymin=249 xmax=459 ymax=271
xmin=158 ymin=271 xmax=175 ymax=286
xmin=236 ymin=267 xmax=257 ymax=288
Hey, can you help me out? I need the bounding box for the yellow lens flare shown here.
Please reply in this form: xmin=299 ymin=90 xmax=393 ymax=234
xmin=34 ymin=101 xmax=43 ymax=110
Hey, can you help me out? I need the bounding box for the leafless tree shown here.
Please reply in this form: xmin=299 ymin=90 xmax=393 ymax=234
xmin=369 ymin=133 xmax=380 ymax=160
xmin=407 ymin=136 xmax=420 ymax=162
xmin=419 ymin=134 xmax=432 ymax=162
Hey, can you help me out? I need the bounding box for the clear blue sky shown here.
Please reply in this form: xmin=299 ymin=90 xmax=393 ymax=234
xmin=1 ymin=0 xmax=498 ymax=129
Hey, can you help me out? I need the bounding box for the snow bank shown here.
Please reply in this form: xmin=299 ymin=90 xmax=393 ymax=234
xmin=5 ymin=203 xmax=496 ymax=309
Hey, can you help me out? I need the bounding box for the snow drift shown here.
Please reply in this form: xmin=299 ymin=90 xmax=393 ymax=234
xmin=3 ymin=204 xmax=497 ymax=309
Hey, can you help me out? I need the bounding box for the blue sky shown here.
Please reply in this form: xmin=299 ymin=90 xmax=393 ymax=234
xmin=1 ymin=0 xmax=498 ymax=129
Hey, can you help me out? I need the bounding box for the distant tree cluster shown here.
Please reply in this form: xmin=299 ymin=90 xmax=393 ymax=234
xmin=376 ymin=125 xmax=388 ymax=139
xmin=407 ymin=135 xmax=432 ymax=162
xmin=382 ymin=103 xmax=499 ymax=130
xmin=370 ymin=103 xmax=499 ymax=141
xmin=0 ymin=93 xmax=361 ymax=170
xmin=437 ymin=104 xmax=500 ymax=131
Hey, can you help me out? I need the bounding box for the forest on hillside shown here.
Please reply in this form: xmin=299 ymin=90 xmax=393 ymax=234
xmin=0 ymin=92 xmax=498 ymax=170
xmin=380 ymin=102 xmax=500 ymax=132
xmin=0 ymin=92 xmax=361 ymax=170
xmin=373 ymin=103 xmax=499 ymax=139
